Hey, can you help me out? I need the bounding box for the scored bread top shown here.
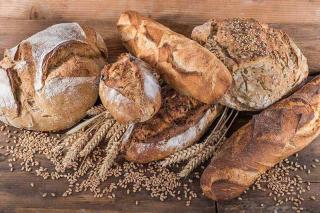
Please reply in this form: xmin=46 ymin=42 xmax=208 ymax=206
xmin=0 ymin=23 xmax=107 ymax=131
xmin=121 ymin=85 xmax=222 ymax=163
xmin=192 ymin=18 xmax=308 ymax=111
xmin=100 ymin=53 xmax=161 ymax=124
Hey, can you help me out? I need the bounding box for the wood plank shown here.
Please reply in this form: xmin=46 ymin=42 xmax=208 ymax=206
xmin=0 ymin=0 xmax=320 ymax=24
xmin=0 ymin=127 xmax=216 ymax=213
xmin=0 ymin=19 xmax=319 ymax=73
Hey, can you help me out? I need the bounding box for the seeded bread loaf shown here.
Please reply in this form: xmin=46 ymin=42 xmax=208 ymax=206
xmin=99 ymin=53 xmax=161 ymax=124
xmin=117 ymin=11 xmax=232 ymax=104
xmin=192 ymin=18 xmax=308 ymax=111
xmin=0 ymin=23 xmax=107 ymax=131
xmin=121 ymin=85 xmax=222 ymax=163
xmin=201 ymin=76 xmax=320 ymax=201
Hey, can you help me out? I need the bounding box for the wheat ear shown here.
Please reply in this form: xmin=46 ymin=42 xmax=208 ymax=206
xmin=62 ymin=134 xmax=89 ymax=168
xmin=86 ymin=104 xmax=106 ymax=117
xmin=179 ymin=110 xmax=239 ymax=177
xmin=178 ymin=144 xmax=218 ymax=177
xmin=160 ymin=143 xmax=206 ymax=167
xmin=99 ymin=125 xmax=128 ymax=179
xmin=79 ymin=119 xmax=115 ymax=157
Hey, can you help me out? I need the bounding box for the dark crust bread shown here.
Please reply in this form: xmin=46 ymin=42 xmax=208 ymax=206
xmin=201 ymin=76 xmax=320 ymax=201
xmin=117 ymin=11 xmax=232 ymax=104
xmin=121 ymin=85 xmax=222 ymax=163
xmin=192 ymin=18 xmax=308 ymax=111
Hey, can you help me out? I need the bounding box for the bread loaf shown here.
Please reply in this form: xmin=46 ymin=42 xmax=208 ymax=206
xmin=0 ymin=23 xmax=107 ymax=131
xmin=192 ymin=18 xmax=308 ymax=111
xmin=99 ymin=53 xmax=161 ymax=124
xmin=201 ymin=76 xmax=320 ymax=201
xmin=117 ymin=11 xmax=232 ymax=104
xmin=120 ymin=85 xmax=222 ymax=163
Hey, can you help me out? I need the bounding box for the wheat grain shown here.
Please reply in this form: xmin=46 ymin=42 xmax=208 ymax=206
xmin=99 ymin=125 xmax=128 ymax=179
xmin=80 ymin=119 xmax=115 ymax=157
xmin=86 ymin=105 xmax=106 ymax=117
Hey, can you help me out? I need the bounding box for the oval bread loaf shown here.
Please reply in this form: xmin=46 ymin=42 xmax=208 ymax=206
xmin=120 ymin=85 xmax=222 ymax=163
xmin=192 ymin=18 xmax=308 ymax=111
xmin=117 ymin=11 xmax=232 ymax=104
xmin=0 ymin=23 xmax=108 ymax=131
xmin=201 ymin=76 xmax=320 ymax=201
xmin=99 ymin=53 xmax=161 ymax=124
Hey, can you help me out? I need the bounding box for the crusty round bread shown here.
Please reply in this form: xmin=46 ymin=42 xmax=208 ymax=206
xmin=117 ymin=11 xmax=232 ymax=105
xmin=0 ymin=23 xmax=108 ymax=131
xmin=192 ymin=18 xmax=308 ymax=111
xmin=99 ymin=53 xmax=161 ymax=124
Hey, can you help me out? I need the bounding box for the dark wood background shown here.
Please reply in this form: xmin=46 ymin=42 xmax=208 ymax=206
xmin=0 ymin=0 xmax=319 ymax=212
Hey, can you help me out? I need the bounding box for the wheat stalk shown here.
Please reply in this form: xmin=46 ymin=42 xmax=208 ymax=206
xmin=65 ymin=112 xmax=106 ymax=135
xmin=86 ymin=104 xmax=106 ymax=117
xmin=62 ymin=134 xmax=89 ymax=168
xmin=178 ymin=144 xmax=217 ymax=177
xmin=99 ymin=124 xmax=128 ymax=180
xmin=178 ymin=110 xmax=239 ymax=177
xmin=160 ymin=143 xmax=206 ymax=167
xmin=79 ymin=119 xmax=115 ymax=157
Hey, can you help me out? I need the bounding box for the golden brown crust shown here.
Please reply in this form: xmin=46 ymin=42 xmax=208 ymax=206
xmin=117 ymin=11 xmax=232 ymax=104
xmin=121 ymin=85 xmax=222 ymax=163
xmin=192 ymin=18 xmax=308 ymax=111
xmin=201 ymin=76 xmax=320 ymax=200
xmin=0 ymin=23 xmax=107 ymax=131
xmin=99 ymin=53 xmax=161 ymax=124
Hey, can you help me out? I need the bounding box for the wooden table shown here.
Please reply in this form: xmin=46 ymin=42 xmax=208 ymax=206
xmin=0 ymin=1 xmax=319 ymax=212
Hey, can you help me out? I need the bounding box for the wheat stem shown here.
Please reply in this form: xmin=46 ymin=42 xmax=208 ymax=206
xmin=79 ymin=119 xmax=115 ymax=157
xmin=99 ymin=125 xmax=128 ymax=180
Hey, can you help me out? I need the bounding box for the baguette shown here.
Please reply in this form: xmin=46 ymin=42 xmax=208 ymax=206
xmin=120 ymin=85 xmax=222 ymax=163
xmin=201 ymin=76 xmax=320 ymax=200
xmin=117 ymin=11 xmax=232 ymax=104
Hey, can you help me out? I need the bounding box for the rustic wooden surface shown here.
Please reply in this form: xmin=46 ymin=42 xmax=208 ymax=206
xmin=0 ymin=1 xmax=319 ymax=212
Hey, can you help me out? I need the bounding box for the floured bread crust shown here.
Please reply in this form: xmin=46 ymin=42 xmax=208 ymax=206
xmin=201 ymin=76 xmax=320 ymax=201
xmin=121 ymin=85 xmax=222 ymax=163
xmin=0 ymin=23 xmax=108 ymax=131
xmin=99 ymin=53 xmax=161 ymax=124
xmin=117 ymin=11 xmax=232 ymax=104
xmin=192 ymin=18 xmax=308 ymax=111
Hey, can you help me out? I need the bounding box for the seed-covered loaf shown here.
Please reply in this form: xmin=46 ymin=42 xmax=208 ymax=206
xmin=117 ymin=11 xmax=232 ymax=104
xmin=201 ymin=76 xmax=320 ymax=201
xmin=99 ymin=53 xmax=161 ymax=124
xmin=192 ymin=18 xmax=308 ymax=111
xmin=0 ymin=23 xmax=107 ymax=131
xmin=121 ymin=85 xmax=222 ymax=163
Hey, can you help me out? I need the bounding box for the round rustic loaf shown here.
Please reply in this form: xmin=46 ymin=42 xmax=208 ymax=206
xmin=0 ymin=23 xmax=108 ymax=131
xmin=192 ymin=18 xmax=308 ymax=111
xmin=99 ymin=53 xmax=161 ymax=124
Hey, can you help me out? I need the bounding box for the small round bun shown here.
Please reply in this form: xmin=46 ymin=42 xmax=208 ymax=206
xmin=99 ymin=53 xmax=161 ymax=124
xmin=0 ymin=23 xmax=108 ymax=131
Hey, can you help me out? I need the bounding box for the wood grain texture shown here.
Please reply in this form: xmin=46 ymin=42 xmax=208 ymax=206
xmin=0 ymin=1 xmax=319 ymax=212
xmin=0 ymin=19 xmax=319 ymax=72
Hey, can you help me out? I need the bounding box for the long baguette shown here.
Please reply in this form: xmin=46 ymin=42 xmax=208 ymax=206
xmin=117 ymin=11 xmax=232 ymax=104
xmin=201 ymin=76 xmax=320 ymax=200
